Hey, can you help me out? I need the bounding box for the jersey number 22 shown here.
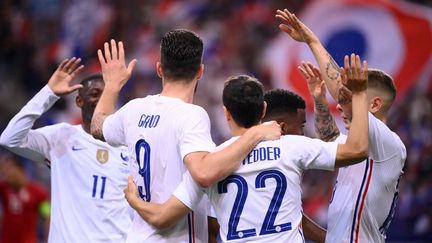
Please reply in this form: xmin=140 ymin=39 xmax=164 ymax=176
xmin=218 ymin=170 xmax=291 ymax=240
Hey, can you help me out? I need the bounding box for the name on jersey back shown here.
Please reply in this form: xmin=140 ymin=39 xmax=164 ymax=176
xmin=242 ymin=146 xmax=281 ymax=165
xmin=138 ymin=114 xmax=160 ymax=128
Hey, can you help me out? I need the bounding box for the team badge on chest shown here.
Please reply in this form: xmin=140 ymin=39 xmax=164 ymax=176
xmin=96 ymin=149 xmax=109 ymax=164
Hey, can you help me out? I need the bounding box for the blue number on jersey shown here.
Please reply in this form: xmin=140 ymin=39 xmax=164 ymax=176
xmin=135 ymin=139 xmax=151 ymax=201
xmin=256 ymin=170 xmax=291 ymax=235
xmin=92 ymin=175 xmax=107 ymax=199
xmin=379 ymin=173 xmax=402 ymax=234
xmin=218 ymin=175 xmax=256 ymax=240
xmin=218 ymin=170 xmax=291 ymax=240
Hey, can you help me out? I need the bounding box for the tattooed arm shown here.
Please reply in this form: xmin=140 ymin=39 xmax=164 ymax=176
xmin=314 ymin=100 xmax=340 ymax=142
xmin=298 ymin=62 xmax=340 ymax=142
xmin=276 ymin=9 xmax=342 ymax=101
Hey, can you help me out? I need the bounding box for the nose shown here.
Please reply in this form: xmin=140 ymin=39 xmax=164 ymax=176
xmin=336 ymin=104 xmax=343 ymax=112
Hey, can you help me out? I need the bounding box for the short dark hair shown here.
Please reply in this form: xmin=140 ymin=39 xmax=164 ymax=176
xmin=161 ymin=29 xmax=203 ymax=81
xmin=78 ymin=74 xmax=104 ymax=97
xmin=263 ymin=89 xmax=306 ymax=121
xmin=368 ymin=69 xmax=396 ymax=106
xmin=223 ymin=75 xmax=264 ymax=128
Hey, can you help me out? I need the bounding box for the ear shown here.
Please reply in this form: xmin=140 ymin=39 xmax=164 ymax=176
xmin=76 ymin=96 xmax=84 ymax=108
xmin=223 ymin=106 xmax=231 ymax=122
xmin=156 ymin=62 xmax=163 ymax=78
xmin=261 ymin=101 xmax=267 ymax=120
xmin=279 ymin=121 xmax=288 ymax=135
xmin=196 ymin=64 xmax=204 ymax=80
xmin=369 ymin=96 xmax=383 ymax=114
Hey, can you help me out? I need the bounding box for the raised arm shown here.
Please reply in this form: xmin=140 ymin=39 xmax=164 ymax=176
xmin=298 ymin=62 xmax=340 ymax=142
xmin=334 ymin=55 xmax=369 ymax=167
xmin=276 ymin=9 xmax=342 ymax=101
xmin=184 ymin=121 xmax=281 ymax=187
xmin=91 ymin=40 xmax=137 ymax=141
xmin=0 ymin=58 xmax=83 ymax=160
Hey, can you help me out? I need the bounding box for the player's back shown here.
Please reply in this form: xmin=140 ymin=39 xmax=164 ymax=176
xmin=207 ymin=135 xmax=336 ymax=242
xmin=104 ymin=95 xmax=215 ymax=242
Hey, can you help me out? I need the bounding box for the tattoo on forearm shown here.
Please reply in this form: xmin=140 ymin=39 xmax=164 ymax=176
xmin=314 ymin=101 xmax=340 ymax=142
xmin=325 ymin=53 xmax=340 ymax=81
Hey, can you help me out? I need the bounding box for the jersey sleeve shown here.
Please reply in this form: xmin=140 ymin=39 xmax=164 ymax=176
xmin=179 ymin=107 xmax=216 ymax=159
xmin=368 ymin=113 xmax=406 ymax=162
xmin=172 ymin=172 xmax=205 ymax=210
xmin=102 ymin=102 xmax=129 ymax=147
xmin=0 ymin=85 xmax=61 ymax=163
xmin=288 ymin=136 xmax=338 ymax=171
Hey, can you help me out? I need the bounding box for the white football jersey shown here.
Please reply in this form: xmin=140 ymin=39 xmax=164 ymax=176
xmin=174 ymin=135 xmax=338 ymax=243
xmin=325 ymin=113 xmax=407 ymax=243
xmin=103 ymin=95 xmax=216 ymax=243
xmin=0 ymin=85 xmax=132 ymax=242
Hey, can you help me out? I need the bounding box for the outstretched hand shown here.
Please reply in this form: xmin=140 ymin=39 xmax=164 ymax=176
xmin=275 ymin=9 xmax=318 ymax=45
xmin=337 ymin=54 xmax=368 ymax=105
xmin=98 ymin=39 xmax=137 ymax=91
xmin=298 ymin=62 xmax=327 ymax=103
xmin=340 ymin=54 xmax=368 ymax=93
xmin=47 ymin=57 xmax=84 ymax=96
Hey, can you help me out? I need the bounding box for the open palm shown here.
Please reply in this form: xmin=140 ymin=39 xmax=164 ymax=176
xmin=275 ymin=9 xmax=317 ymax=44
xmin=299 ymin=62 xmax=327 ymax=103
xmin=47 ymin=57 xmax=84 ymax=96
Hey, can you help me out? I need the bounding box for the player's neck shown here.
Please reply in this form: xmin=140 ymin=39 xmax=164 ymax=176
xmin=230 ymin=122 xmax=248 ymax=137
xmin=81 ymin=122 xmax=91 ymax=134
xmin=160 ymin=80 xmax=196 ymax=103
xmin=373 ymin=111 xmax=388 ymax=124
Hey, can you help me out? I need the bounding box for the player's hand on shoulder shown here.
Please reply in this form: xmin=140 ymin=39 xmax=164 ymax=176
xmin=340 ymin=53 xmax=368 ymax=93
xmin=252 ymin=121 xmax=282 ymax=141
xmin=298 ymin=62 xmax=327 ymax=104
xmin=98 ymin=39 xmax=137 ymax=92
xmin=47 ymin=57 xmax=84 ymax=96
xmin=275 ymin=9 xmax=318 ymax=45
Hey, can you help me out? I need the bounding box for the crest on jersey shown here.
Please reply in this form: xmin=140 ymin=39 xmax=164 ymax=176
xmin=96 ymin=149 xmax=109 ymax=164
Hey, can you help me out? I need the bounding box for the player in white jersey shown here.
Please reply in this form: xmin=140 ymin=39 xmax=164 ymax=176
xmin=122 ymin=66 xmax=370 ymax=242
xmin=90 ymin=31 xmax=281 ymax=242
xmin=263 ymin=88 xmax=328 ymax=242
xmin=0 ymin=58 xmax=132 ymax=242
xmin=277 ymin=9 xmax=407 ymax=242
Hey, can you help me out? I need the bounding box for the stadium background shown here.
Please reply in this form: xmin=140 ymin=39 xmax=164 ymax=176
xmin=0 ymin=0 xmax=431 ymax=242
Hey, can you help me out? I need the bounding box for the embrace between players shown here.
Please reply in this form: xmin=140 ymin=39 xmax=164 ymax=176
xmin=0 ymin=8 xmax=405 ymax=243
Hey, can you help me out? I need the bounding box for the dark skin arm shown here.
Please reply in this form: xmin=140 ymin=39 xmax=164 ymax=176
xmin=208 ymin=216 xmax=219 ymax=243
xmin=302 ymin=214 xmax=326 ymax=243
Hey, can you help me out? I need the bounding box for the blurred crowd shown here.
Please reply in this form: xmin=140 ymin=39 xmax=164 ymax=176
xmin=0 ymin=0 xmax=431 ymax=241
